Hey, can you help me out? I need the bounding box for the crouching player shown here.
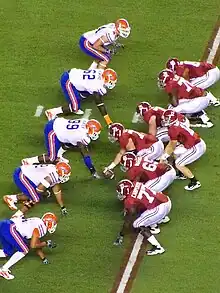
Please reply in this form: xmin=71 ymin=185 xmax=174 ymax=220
xmin=3 ymin=162 xmax=70 ymax=215
xmin=120 ymin=152 xmax=176 ymax=192
xmin=0 ymin=212 xmax=57 ymax=280
xmin=114 ymin=180 xmax=171 ymax=255
xmin=22 ymin=118 xmax=101 ymax=179
xmin=45 ymin=68 xmax=117 ymax=126
xmin=160 ymin=109 xmax=206 ymax=190
xmin=79 ymin=19 xmax=131 ymax=70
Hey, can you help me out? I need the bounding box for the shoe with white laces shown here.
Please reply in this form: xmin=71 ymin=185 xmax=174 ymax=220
xmin=45 ymin=109 xmax=58 ymax=121
xmin=147 ymin=246 xmax=165 ymax=256
xmin=0 ymin=268 xmax=15 ymax=280
xmin=158 ymin=216 xmax=170 ymax=224
xmin=3 ymin=195 xmax=18 ymax=211
xmin=209 ymin=99 xmax=220 ymax=107
xmin=149 ymin=224 xmax=160 ymax=234
xmin=184 ymin=181 xmax=201 ymax=191
xmin=74 ymin=109 xmax=84 ymax=115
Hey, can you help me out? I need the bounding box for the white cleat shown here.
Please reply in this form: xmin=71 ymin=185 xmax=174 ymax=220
xmin=184 ymin=181 xmax=201 ymax=191
xmin=147 ymin=246 xmax=165 ymax=256
xmin=3 ymin=195 xmax=17 ymax=211
xmin=74 ymin=109 xmax=84 ymax=115
xmin=149 ymin=224 xmax=160 ymax=234
xmin=210 ymin=100 xmax=220 ymax=107
xmin=45 ymin=109 xmax=58 ymax=121
xmin=0 ymin=268 xmax=15 ymax=280
xmin=158 ymin=216 xmax=170 ymax=224
xmin=190 ymin=121 xmax=214 ymax=128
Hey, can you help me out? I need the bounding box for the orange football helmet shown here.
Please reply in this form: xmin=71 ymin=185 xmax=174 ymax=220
xmin=42 ymin=212 xmax=57 ymax=234
xmin=56 ymin=162 xmax=71 ymax=183
xmin=102 ymin=68 xmax=117 ymax=89
xmin=115 ymin=18 xmax=131 ymax=38
xmin=86 ymin=119 xmax=102 ymax=141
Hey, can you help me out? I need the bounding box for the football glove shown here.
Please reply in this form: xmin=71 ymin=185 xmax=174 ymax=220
xmin=61 ymin=206 xmax=68 ymax=215
xmin=102 ymin=167 xmax=115 ymax=179
xmin=113 ymin=42 xmax=125 ymax=49
xmin=42 ymin=258 xmax=49 ymax=265
xmin=46 ymin=240 xmax=57 ymax=249
xmin=114 ymin=235 xmax=124 ymax=246
xmin=106 ymin=48 xmax=117 ymax=56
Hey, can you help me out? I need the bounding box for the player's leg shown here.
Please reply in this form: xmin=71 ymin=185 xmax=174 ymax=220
xmin=137 ymin=140 xmax=164 ymax=160
xmin=172 ymin=98 xmax=213 ymax=127
xmin=190 ymin=67 xmax=220 ymax=89
xmin=79 ymin=36 xmax=110 ymax=70
xmin=45 ymin=72 xmax=83 ymax=120
xmin=145 ymin=167 xmax=176 ymax=192
xmin=133 ymin=200 xmax=171 ymax=255
xmin=175 ymin=140 xmax=206 ymax=190
xmin=0 ymin=221 xmax=28 ymax=280
xmin=156 ymin=127 xmax=170 ymax=142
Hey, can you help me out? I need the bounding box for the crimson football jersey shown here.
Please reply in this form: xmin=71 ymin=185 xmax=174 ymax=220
xmin=119 ymin=130 xmax=157 ymax=151
xmin=127 ymin=156 xmax=169 ymax=182
xmin=124 ymin=182 xmax=168 ymax=212
xmin=165 ymin=75 xmax=204 ymax=100
xmin=176 ymin=61 xmax=215 ymax=79
xmin=168 ymin=122 xmax=201 ymax=148
xmin=144 ymin=106 xmax=186 ymax=127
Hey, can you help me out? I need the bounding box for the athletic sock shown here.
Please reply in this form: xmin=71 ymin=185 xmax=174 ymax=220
xmin=147 ymin=235 xmax=162 ymax=247
xmin=2 ymin=252 xmax=26 ymax=270
xmin=190 ymin=176 xmax=197 ymax=184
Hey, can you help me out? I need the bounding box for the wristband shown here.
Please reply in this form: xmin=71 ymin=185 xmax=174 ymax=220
xmin=104 ymin=114 xmax=112 ymax=126
xmin=108 ymin=162 xmax=116 ymax=170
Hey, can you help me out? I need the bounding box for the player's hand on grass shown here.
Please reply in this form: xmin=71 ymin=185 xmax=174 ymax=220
xmin=61 ymin=206 xmax=68 ymax=216
xmin=114 ymin=235 xmax=124 ymax=246
xmin=46 ymin=240 xmax=57 ymax=249
xmin=42 ymin=258 xmax=49 ymax=264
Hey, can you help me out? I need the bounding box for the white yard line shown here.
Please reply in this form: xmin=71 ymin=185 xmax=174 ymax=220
xmin=34 ymin=105 xmax=44 ymax=117
xmin=116 ymin=233 xmax=144 ymax=293
xmin=82 ymin=108 xmax=92 ymax=119
xmin=206 ymin=26 xmax=220 ymax=63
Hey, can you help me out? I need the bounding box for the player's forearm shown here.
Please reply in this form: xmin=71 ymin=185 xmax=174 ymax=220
xmin=108 ymin=152 xmax=123 ymax=169
xmin=36 ymin=248 xmax=46 ymax=260
xmin=54 ymin=190 xmax=64 ymax=208
xmin=34 ymin=241 xmax=47 ymax=249
xmin=94 ymin=94 xmax=112 ymax=125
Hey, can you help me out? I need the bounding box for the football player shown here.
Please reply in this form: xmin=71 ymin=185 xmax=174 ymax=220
xmin=157 ymin=69 xmax=220 ymax=128
xmin=166 ymin=57 xmax=220 ymax=90
xmin=45 ymin=68 xmax=117 ymax=126
xmin=3 ymin=162 xmax=70 ymax=215
xmin=120 ymin=152 xmax=176 ymax=192
xmin=0 ymin=212 xmax=57 ymax=280
xmin=103 ymin=123 xmax=164 ymax=178
xmin=22 ymin=118 xmax=101 ymax=178
xmin=114 ymin=180 xmax=171 ymax=255
xmin=79 ymin=19 xmax=131 ymax=70
xmin=160 ymin=109 xmax=206 ymax=191
xmin=136 ymin=101 xmax=189 ymax=142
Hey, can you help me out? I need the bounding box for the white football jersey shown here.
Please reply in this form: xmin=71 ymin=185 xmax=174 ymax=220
xmin=53 ymin=117 xmax=91 ymax=146
xmin=21 ymin=164 xmax=59 ymax=187
xmin=83 ymin=23 xmax=119 ymax=46
xmin=69 ymin=68 xmax=107 ymax=96
xmin=12 ymin=217 xmax=47 ymax=239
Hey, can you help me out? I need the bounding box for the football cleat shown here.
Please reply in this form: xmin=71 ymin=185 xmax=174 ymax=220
xmin=175 ymin=174 xmax=187 ymax=180
xmin=74 ymin=109 xmax=84 ymax=115
xmin=190 ymin=121 xmax=214 ymax=128
xmin=149 ymin=224 xmax=160 ymax=234
xmin=158 ymin=216 xmax=170 ymax=224
xmin=146 ymin=246 xmax=165 ymax=256
xmin=0 ymin=268 xmax=15 ymax=280
xmin=3 ymin=195 xmax=17 ymax=211
xmin=184 ymin=181 xmax=201 ymax=191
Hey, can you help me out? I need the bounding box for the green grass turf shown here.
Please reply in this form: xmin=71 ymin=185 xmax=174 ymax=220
xmin=0 ymin=0 xmax=220 ymax=292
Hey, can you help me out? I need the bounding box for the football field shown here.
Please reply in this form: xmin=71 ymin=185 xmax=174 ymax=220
xmin=0 ymin=1 xmax=220 ymax=292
